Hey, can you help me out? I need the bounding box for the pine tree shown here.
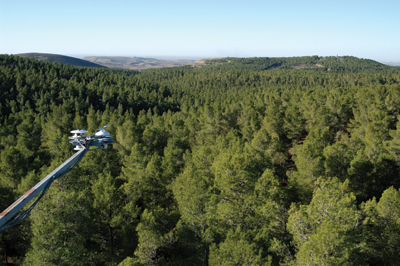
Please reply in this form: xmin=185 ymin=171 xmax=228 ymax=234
xmin=287 ymin=178 xmax=366 ymax=265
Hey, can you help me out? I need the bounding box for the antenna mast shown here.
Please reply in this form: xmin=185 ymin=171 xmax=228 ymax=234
xmin=0 ymin=126 xmax=113 ymax=232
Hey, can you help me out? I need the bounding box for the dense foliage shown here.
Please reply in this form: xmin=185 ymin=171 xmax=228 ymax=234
xmin=1 ymin=54 xmax=400 ymax=265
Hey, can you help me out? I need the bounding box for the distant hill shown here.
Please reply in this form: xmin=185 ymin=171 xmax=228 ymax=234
xmin=82 ymin=56 xmax=197 ymax=70
xmin=188 ymin=56 xmax=400 ymax=74
xmin=16 ymin=53 xmax=106 ymax=68
xmin=381 ymin=61 xmax=400 ymax=67
xmin=15 ymin=53 xmax=398 ymax=73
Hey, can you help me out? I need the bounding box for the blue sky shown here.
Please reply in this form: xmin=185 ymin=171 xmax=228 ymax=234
xmin=1 ymin=0 xmax=399 ymax=61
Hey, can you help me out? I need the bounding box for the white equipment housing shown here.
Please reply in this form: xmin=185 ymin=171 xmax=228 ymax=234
xmin=69 ymin=129 xmax=88 ymax=150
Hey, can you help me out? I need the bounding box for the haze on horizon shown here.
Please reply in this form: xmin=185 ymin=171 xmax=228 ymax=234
xmin=1 ymin=0 xmax=399 ymax=62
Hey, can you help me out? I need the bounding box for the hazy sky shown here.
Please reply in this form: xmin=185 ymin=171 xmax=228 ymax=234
xmin=1 ymin=0 xmax=399 ymax=61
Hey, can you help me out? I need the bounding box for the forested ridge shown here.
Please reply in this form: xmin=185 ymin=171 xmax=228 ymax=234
xmin=193 ymin=56 xmax=398 ymax=73
xmin=16 ymin=53 xmax=106 ymax=68
xmin=1 ymin=54 xmax=400 ymax=265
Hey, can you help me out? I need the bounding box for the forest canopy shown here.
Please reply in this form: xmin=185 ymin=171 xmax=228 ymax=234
xmin=1 ymin=54 xmax=400 ymax=265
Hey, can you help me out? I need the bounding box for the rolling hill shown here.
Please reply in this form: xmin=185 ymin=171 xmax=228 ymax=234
xmin=12 ymin=53 xmax=399 ymax=74
xmin=82 ymin=56 xmax=197 ymax=70
xmin=16 ymin=53 xmax=106 ymax=68
xmin=187 ymin=56 xmax=400 ymax=73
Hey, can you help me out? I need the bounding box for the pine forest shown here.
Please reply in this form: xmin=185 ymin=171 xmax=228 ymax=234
xmin=1 ymin=54 xmax=400 ymax=265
